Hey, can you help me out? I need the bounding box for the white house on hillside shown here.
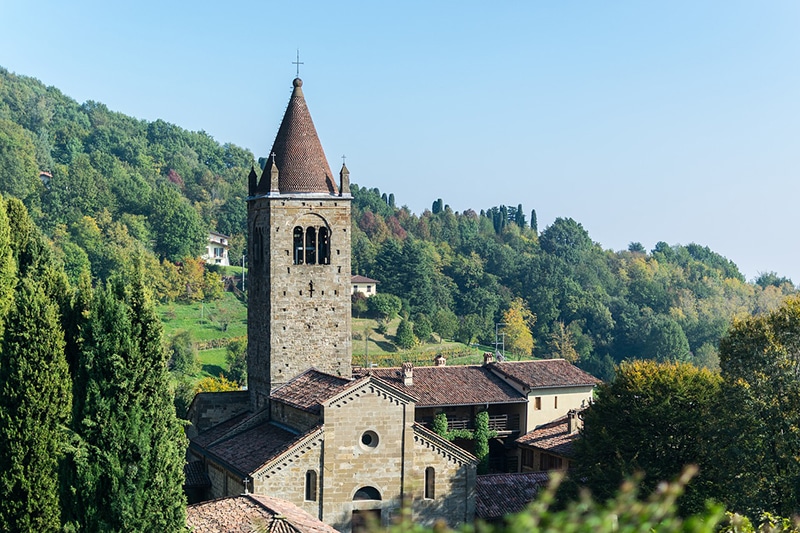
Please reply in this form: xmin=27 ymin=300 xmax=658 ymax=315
xmin=203 ymin=232 xmax=230 ymax=266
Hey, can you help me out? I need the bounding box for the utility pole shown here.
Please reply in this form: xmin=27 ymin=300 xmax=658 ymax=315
xmin=495 ymin=322 xmax=507 ymax=361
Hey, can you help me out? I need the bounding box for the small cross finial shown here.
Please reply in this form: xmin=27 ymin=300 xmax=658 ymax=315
xmin=341 ymin=154 xmax=347 ymax=166
xmin=292 ymin=49 xmax=304 ymax=78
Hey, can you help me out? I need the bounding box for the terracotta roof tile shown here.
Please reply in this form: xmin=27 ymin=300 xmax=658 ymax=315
xmin=488 ymin=359 xmax=601 ymax=390
xmin=350 ymin=275 xmax=379 ymax=284
xmin=192 ymin=412 xmax=251 ymax=448
xmin=186 ymin=494 xmax=337 ymax=533
xmin=475 ymin=472 xmax=550 ymax=520
xmin=364 ymin=365 xmax=526 ymax=407
xmin=264 ymin=78 xmax=338 ymax=195
xmin=204 ymin=422 xmax=314 ymax=475
xmin=184 ymin=460 xmax=211 ymax=489
xmin=516 ymin=415 xmax=579 ymax=457
xmin=271 ymin=369 xmax=352 ymax=414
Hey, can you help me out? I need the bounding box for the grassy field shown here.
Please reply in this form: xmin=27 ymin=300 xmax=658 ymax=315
xmin=157 ymin=292 xmax=247 ymax=344
xmin=158 ymin=294 xmax=487 ymax=385
xmin=351 ymin=317 xmax=485 ymax=367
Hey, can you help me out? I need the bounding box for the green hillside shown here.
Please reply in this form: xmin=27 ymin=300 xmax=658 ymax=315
xmin=0 ymin=65 xmax=796 ymax=381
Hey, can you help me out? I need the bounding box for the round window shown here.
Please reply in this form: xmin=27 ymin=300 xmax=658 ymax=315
xmin=360 ymin=430 xmax=379 ymax=449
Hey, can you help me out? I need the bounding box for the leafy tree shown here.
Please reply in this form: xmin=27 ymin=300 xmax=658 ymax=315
xmin=351 ymin=292 xmax=368 ymax=317
xmin=168 ymin=330 xmax=198 ymax=375
xmin=0 ymin=118 xmax=40 ymax=206
xmin=367 ymin=293 xmax=402 ymax=322
xmin=68 ymin=275 xmax=187 ymax=531
xmin=395 ymin=318 xmax=417 ymax=349
xmin=413 ymin=313 xmax=433 ymax=343
xmin=226 ymin=339 xmax=247 ymax=385
xmin=0 ymin=277 xmax=71 ymax=531
xmin=431 ymin=308 xmax=458 ymax=342
xmin=456 ymin=313 xmax=483 ymax=345
xmin=148 ymin=183 xmax=206 ymax=261
xmin=573 ymin=360 xmax=722 ymax=515
xmin=195 ymin=375 xmax=240 ymax=392
xmin=503 ymin=298 xmax=536 ymax=357
xmin=473 ymin=411 xmax=493 ymax=474
xmin=547 ymin=321 xmax=579 ymax=362
xmin=716 ymin=296 xmax=800 ymax=518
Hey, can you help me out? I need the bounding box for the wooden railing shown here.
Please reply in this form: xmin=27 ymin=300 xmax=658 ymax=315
xmin=438 ymin=413 xmax=521 ymax=433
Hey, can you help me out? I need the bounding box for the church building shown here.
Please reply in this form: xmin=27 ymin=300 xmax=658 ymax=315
xmin=186 ymin=75 xmax=600 ymax=532
xmin=187 ymin=77 xmax=477 ymax=532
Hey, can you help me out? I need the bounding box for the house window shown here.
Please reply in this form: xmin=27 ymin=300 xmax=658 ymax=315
xmin=213 ymin=247 xmax=224 ymax=258
xmin=534 ymin=397 xmax=541 ymax=410
xmin=366 ymin=285 xmax=372 ymax=293
xmin=522 ymin=448 xmax=534 ymax=468
xmin=424 ymin=467 xmax=435 ymax=499
xmin=305 ymin=470 xmax=317 ymax=501
xmin=554 ymin=396 xmax=558 ymax=409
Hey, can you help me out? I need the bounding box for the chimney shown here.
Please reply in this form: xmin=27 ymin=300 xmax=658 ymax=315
xmin=567 ymin=410 xmax=579 ymax=434
xmin=483 ymin=352 xmax=494 ymax=365
xmin=402 ymin=362 xmax=413 ymax=386
xmin=434 ymin=354 xmax=446 ymax=367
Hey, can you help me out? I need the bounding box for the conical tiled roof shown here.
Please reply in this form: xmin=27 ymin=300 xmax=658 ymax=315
xmin=267 ymin=78 xmax=338 ymax=194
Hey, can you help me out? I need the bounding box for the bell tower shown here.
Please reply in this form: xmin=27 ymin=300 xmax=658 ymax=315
xmin=247 ymin=77 xmax=352 ymax=412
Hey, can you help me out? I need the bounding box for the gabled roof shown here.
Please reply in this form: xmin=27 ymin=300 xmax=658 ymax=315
xmin=475 ymin=472 xmax=550 ymax=520
xmin=351 ymin=274 xmax=379 ymax=284
xmin=192 ymin=420 xmax=313 ymax=477
xmin=187 ymin=493 xmax=337 ymax=533
xmin=365 ymin=365 xmax=526 ymax=407
xmin=184 ymin=460 xmax=211 ymax=489
xmin=487 ymin=359 xmax=601 ymax=391
xmin=271 ymin=369 xmax=352 ymax=415
xmin=262 ymin=78 xmax=338 ymax=195
xmin=516 ymin=415 xmax=579 ymax=457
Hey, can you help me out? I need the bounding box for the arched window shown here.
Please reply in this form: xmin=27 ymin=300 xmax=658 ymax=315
xmin=353 ymin=486 xmax=381 ymax=501
xmin=318 ymin=227 xmax=330 ymax=265
xmin=305 ymin=470 xmax=317 ymax=501
xmin=293 ymin=226 xmax=304 ymax=264
xmin=305 ymin=227 xmax=317 ymax=265
xmin=424 ymin=467 xmax=435 ymax=499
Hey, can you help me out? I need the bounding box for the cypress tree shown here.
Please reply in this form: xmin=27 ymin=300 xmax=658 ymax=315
xmin=530 ymin=208 xmax=538 ymax=233
xmin=0 ymin=277 xmax=71 ymax=532
xmin=70 ymin=270 xmax=186 ymax=531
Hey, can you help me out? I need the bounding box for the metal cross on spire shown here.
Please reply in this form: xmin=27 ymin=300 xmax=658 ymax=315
xmin=292 ymin=49 xmax=304 ymax=78
xmin=341 ymin=154 xmax=347 ymax=166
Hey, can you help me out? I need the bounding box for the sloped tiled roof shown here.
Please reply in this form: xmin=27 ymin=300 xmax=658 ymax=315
xmin=350 ymin=275 xmax=379 ymax=284
xmin=364 ymin=365 xmax=526 ymax=407
xmin=475 ymin=472 xmax=550 ymax=520
xmin=184 ymin=460 xmax=211 ymax=489
xmin=191 ymin=412 xmax=251 ymax=449
xmin=195 ymin=421 xmax=313 ymax=476
xmin=516 ymin=415 xmax=579 ymax=457
xmin=271 ymin=369 xmax=352 ymax=415
xmin=264 ymin=78 xmax=338 ymax=195
xmin=488 ymin=359 xmax=601 ymax=390
xmin=186 ymin=493 xmax=337 ymax=533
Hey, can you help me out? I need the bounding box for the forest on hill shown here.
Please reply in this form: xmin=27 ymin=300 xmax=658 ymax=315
xmin=0 ymin=66 xmax=795 ymax=379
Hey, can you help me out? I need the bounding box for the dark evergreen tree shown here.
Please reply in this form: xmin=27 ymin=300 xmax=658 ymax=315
xmin=388 ymin=193 xmax=395 ymax=208
xmin=0 ymin=277 xmax=71 ymax=532
xmin=530 ymin=208 xmax=538 ymax=233
xmin=68 ymin=270 xmax=187 ymax=531
xmin=395 ymin=318 xmax=417 ymax=349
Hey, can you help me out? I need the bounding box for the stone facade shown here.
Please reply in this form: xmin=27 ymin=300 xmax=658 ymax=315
xmin=247 ymin=195 xmax=352 ymax=411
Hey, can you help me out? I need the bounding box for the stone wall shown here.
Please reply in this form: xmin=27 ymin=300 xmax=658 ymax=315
xmin=186 ymin=391 xmax=249 ymax=438
xmin=248 ymin=194 xmax=352 ymax=412
xmin=271 ymin=400 xmax=321 ymax=433
xmin=253 ymin=432 xmax=324 ymax=520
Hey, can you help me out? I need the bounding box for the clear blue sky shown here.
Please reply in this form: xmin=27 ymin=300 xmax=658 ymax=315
xmin=2 ymin=1 xmax=800 ymax=283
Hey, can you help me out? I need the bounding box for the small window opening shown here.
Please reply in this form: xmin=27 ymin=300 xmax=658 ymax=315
xmin=535 ymin=397 xmax=542 ymax=410
xmin=305 ymin=470 xmax=317 ymax=501
xmin=305 ymin=227 xmax=317 ymax=264
xmin=318 ymin=227 xmax=330 ymax=264
xmin=293 ymin=226 xmax=304 ymax=264
xmin=424 ymin=467 xmax=435 ymax=499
